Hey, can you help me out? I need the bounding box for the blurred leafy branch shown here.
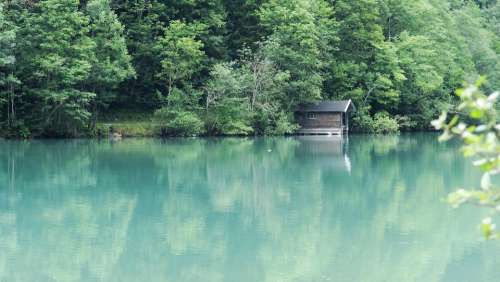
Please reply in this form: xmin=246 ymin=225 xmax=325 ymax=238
xmin=432 ymin=77 xmax=500 ymax=239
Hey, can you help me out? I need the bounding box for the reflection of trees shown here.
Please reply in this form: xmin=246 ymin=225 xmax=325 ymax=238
xmin=0 ymin=140 xmax=138 ymax=282
xmin=0 ymin=135 xmax=498 ymax=282
xmin=318 ymin=133 xmax=498 ymax=282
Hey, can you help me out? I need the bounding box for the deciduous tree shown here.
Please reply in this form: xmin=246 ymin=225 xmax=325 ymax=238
xmin=17 ymin=0 xmax=96 ymax=136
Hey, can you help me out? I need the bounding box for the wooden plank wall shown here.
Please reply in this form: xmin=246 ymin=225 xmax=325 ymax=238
xmin=296 ymin=112 xmax=342 ymax=128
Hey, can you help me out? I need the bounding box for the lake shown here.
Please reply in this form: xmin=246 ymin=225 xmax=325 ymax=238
xmin=0 ymin=134 xmax=499 ymax=282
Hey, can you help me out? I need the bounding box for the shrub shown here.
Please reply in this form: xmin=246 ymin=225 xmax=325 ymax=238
xmin=371 ymin=112 xmax=400 ymax=134
xmin=352 ymin=110 xmax=400 ymax=134
xmin=2 ymin=121 xmax=31 ymax=139
xmin=205 ymin=98 xmax=254 ymax=136
xmin=264 ymin=111 xmax=298 ymax=135
xmin=154 ymin=108 xmax=205 ymax=137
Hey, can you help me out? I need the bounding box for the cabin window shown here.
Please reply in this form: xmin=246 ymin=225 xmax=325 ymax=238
xmin=306 ymin=113 xmax=317 ymax=119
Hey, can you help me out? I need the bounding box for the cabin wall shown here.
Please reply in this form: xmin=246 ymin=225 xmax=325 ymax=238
xmin=296 ymin=112 xmax=342 ymax=129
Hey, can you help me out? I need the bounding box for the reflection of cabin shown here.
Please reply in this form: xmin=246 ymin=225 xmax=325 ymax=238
xmin=295 ymin=100 xmax=355 ymax=135
xmin=295 ymin=136 xmax=351 ymax=173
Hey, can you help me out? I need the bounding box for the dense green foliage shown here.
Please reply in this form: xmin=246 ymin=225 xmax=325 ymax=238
xmin=1 ymin=0 xmax=500 ymax=137
xmin=86 ymin=0 xmax=135 ymax=129
xmin=0 ymin=3 xmax=18 ymax=135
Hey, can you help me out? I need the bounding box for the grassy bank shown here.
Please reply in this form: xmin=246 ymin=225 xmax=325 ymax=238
xmin=97 ymin=110 xmax=159 ymax=137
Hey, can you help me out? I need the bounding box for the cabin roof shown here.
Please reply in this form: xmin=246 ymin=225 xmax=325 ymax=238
xmin=296 ymin=99 xmax=355 ymax=113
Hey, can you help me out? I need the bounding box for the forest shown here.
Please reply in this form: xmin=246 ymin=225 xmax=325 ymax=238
xmin=0 ymin=0 xmax=499 ymax=137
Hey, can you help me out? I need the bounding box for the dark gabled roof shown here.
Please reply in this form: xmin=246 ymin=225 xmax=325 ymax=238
xmin=296 ymin=100 xmax=355 ymax=113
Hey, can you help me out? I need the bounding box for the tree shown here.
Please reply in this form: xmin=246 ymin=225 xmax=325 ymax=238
xmin=239 ymin=47 xmax=294 ymax=135
xmin=17 ymin=0 xmax=96 ymax=136
xmin=324 ymin=0 xmax=405 ymax=132
xmin=395 ymin=32 xmax=452 ymax=129
xmin=155 ymin=20 xmax=206 ymax=102
xmin=163 ymin=0 xmax=229 ymax=61
xmin=110 ymin=0 xmax=228 ymax=107
xmin=86 ymin=0 xmax=135 ymax=128
xmin=153 ymin=20 xmax=206 ymax=137
xmin=259 ymin=0 xmax=337 ymax=109
xmin=154 ymin=88 xmax=205 ymax=137
xmin=455 ymin=3 xmax=500 ymax=91
xmin=225 ymin=0 xmax=267 ymax=58
xmin=110 ymin=0 xmax=166 ymax=106
xmin=0 ymin=3 xmax=19 ymax=131
xmin=203 ymin=48 xmax=294 ymax=136
xmin=203 ymin=62 xmax=253 ymax=135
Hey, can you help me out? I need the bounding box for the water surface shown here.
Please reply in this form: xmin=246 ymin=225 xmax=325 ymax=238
xmin=0 ymin=134 xmax=499 ymax=282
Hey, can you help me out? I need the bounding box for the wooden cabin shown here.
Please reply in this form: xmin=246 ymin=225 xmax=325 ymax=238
xmin=295 ymin=100 xmax=355 ymax=135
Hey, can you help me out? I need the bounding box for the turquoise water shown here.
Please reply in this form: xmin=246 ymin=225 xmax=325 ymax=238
xmin=0 ymin=134 xmax=499 ymax=282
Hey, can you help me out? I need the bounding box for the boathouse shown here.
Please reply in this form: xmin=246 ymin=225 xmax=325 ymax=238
xmin=295 ymin=100 xmax=355 ymax=135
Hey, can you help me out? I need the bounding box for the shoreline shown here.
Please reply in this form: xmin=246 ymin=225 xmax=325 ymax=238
xmin=0 ymin=130 xmax=439 ymax=140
